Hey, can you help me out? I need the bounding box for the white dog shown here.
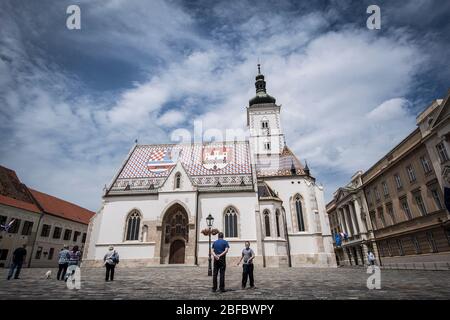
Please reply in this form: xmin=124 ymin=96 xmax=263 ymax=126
xmin=45 ymin=270 xmax=52 ymax=279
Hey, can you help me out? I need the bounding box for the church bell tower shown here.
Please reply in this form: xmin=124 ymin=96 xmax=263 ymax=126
xmin=247 ymin=64 xmax=286 ymax=156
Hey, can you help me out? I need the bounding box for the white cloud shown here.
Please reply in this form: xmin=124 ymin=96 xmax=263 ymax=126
xmin=0 ymin=1 xmax=437 ymax=209
xmin=367 ymin=98 xmax=410 ymax=122
xmin=158 ymin=110 xmax=185 ymax=127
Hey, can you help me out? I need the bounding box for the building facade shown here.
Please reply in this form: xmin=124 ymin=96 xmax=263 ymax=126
xmin=326 ymin=171 xmax=378 ymax=266
xmin=84 ymin=67 xmax=337 ymax=268
xmin=327 ymin=91 xmax=450 ymax=269
xmin=0 ymin=166 xmax=94 ymax=268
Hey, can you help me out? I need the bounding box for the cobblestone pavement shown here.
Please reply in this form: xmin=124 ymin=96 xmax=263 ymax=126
xmin=0 ymin=266 xmax=449 ymax=300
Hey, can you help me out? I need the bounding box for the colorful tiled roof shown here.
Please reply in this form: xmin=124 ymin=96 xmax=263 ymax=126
xmin=108 ymin=141 xmax=254 ymax=193
xmin=29 ymin=189 xmax=94 ymax=225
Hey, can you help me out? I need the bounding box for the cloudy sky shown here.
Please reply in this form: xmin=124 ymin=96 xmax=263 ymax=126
xmin=0 ymin=0 xmax=449 ymax=211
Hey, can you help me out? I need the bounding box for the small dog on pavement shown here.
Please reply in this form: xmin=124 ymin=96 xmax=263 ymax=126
xmin=45 ymin=270 xmax=52 ymax=279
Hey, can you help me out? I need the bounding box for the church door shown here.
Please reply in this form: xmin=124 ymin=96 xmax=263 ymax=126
xmin=169 ymin=240 xmax=185 ymax=264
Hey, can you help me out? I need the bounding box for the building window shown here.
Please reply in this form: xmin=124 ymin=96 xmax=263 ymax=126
xmin=82 ymin=233 xmax=87 ymax=243
xmin=420 ymin=156 xmax=432 ymax=174
xmin=394 ymin=174 xmax=403 ymax=189
xmin=370 ymin=211 xmax=377 ymax=230
xmin=436 ymin=142 xmax=449 ymax=163
xmin=35 ymin=247 xmax=43 ymax=259
xmin=63 ymin=229 xmax=73 ymax=241
xmin=414 ymin=194 xmax=427 ymax=216
xmin=224 ymin=207 xmax=238 ymax=238
xmin=366 ymin=190 xmax=373 ymax=206
xmin=401 ymin=199 xmax=413 ymax=220
xmin=125 ymin=210 xmax=141 ymax=241
xmin=378 ymin=208 xmax=386 ymax=228
xmin=175 ymin=173 xmax=181 ymax=189
xmin=374 ymin=187 xmax=380 ymax=201
xmin=406 ymin=165 xmax=416 ymax=183
xmin=386 ymin=204 xmax=396 ymax=225
xmin=379 ymin=243 xmax=385 ymax=257
xmin=48 ymin=248 xmax=55 ymax=260
xmin=8 ymin=219 xmax=21 ymax=234
xmin=264 ymin=142 xmax=271 ymax=150
xmin=430 ymin=189 xmax=443 ymax=210
xmin=426 ymin=231 xmax=438 ymax=253
xmin=41 ymin=224 xmax=51 ymax=237
xmin=264 ymin=211 xmax=271 ymax=237
xmin=387 ymin=241 xmax=393 ymax=256
xmin=73 ymin=231 xmax=81 ymax=242
xmin=382 ymin=181 xmax=389 ymax=197
xmin=412 ymin=236 xmax=421 ymax=254
xmin=0 ymin=249 xmax=8 ymax=261
xmin=397 ymin=239 xmax=405 ymax=256
xmin=295 ymin=195 xmax=306 ymax=232
xmin=275 ymin=210 xmax=281 ymax=238
xmin=261 ymin=120 xmax=269 ymax=129
xmin=21 ymin=221 xmax=33 ymax=236
xmin=53 ymin=227 xmax=62 ymax=239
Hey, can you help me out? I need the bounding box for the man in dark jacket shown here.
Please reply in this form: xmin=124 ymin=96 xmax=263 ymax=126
xmin=7 ymin=245 xmax=27 ymax=280
xmin=211 ymin=232 xmax=229 ymax=293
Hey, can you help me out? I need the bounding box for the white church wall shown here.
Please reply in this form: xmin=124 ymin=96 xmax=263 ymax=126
xmin=197 ymin=191 xmax=259 ymax=263
xmin=263 ymin=177 xmax=313 ymax=233
xmin=83 ymin=207 xmax=103 ymax=261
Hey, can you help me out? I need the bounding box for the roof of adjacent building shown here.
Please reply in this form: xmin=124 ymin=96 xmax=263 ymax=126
xmin=0 ymin=165 xmax=94 ymax=225
xmin=0 ymin=194 xmax=41 ymax=214
xmin=29 ymin=189 xmax=94 ymax=224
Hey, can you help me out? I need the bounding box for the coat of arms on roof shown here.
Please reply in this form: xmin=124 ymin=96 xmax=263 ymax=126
xmin=146 ymin=147 xmax=180 ymax=174
xmin=202 ymin=144 xmax=233 ymax=171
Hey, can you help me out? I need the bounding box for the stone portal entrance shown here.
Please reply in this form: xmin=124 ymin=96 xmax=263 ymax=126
xmin=169 ymin=240 xmax=185 ymax=264
xmin=160 ymin=203 xmax=189 ymax=264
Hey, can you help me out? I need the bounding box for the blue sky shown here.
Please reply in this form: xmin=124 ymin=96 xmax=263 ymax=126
xmin=0 ymin=0 xmax=449 ymax=211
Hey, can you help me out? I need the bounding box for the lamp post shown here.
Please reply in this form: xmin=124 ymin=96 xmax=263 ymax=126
xmin=206 ymin=214 xmax=214 ymax=276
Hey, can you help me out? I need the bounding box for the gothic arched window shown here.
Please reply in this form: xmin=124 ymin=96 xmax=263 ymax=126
xmin=276 ymin=209 xmax=281 ymax=237
xmin=126 ymin=210 xmax=141 ymax=241
xmin=295 ymin=195 xmax=306 ymax=232
xmin=175 ymin=173 xmax=181 ymax=189
xmin=264 ymin=210 xmax=271 ymax=237
xmin=224 ymin=207 xmax=238 ymax=238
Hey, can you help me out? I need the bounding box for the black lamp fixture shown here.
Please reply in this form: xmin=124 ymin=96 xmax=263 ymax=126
xmin=206 ymin=213 xmax=214 ymax=276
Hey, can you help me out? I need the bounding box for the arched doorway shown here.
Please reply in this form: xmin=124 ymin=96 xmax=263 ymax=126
xmin=160 ymin=203 xmax=189 ymax=264
xmin=169 ymin=240 xmax=185 ymax=264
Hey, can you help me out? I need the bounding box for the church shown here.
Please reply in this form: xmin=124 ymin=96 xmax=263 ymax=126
xmin=83 ymin=66 xmax=336 ymax=268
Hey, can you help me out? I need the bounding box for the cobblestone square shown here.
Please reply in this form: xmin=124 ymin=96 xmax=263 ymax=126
xmin=0 ymin=266 xmax=449 ymax=300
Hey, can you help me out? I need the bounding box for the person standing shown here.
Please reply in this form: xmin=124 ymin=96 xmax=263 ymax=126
xmin=7 ymin=244 xmax=27 ymax=280
xmin=237 ymin=241 xmax=255 ymax=289
xmin=64 ymin=245 xmax=81 ymax=282
xmin=104 ymin=246 xmax=119 ymax=282
xmin=368 ymin=250 xmax=376 ymax=266
xmin=211 ymin=232 xmax=229 ymax=293
xmin=57 ymin=245 xmax=70 ymax=280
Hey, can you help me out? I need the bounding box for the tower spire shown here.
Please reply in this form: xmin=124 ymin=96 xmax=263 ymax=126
xmin=248 ymin=62 xmax=276 ymax=106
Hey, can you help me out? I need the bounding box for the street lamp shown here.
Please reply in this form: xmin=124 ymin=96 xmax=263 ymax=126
xmin=206 ymin=214 xmax=214 ymax=276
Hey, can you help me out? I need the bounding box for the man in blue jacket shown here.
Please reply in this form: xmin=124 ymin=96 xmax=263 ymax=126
xmin=211 ymin=232 xmax=229 ymax=293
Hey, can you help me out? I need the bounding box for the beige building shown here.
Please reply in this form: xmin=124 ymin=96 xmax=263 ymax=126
xmin=0 ymin=166 xmax=94 ymax=268
xmin=327 ymin=91 xmax=450 ymax=269
xmin=326 ymin=171 xmax=378 ymax=266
